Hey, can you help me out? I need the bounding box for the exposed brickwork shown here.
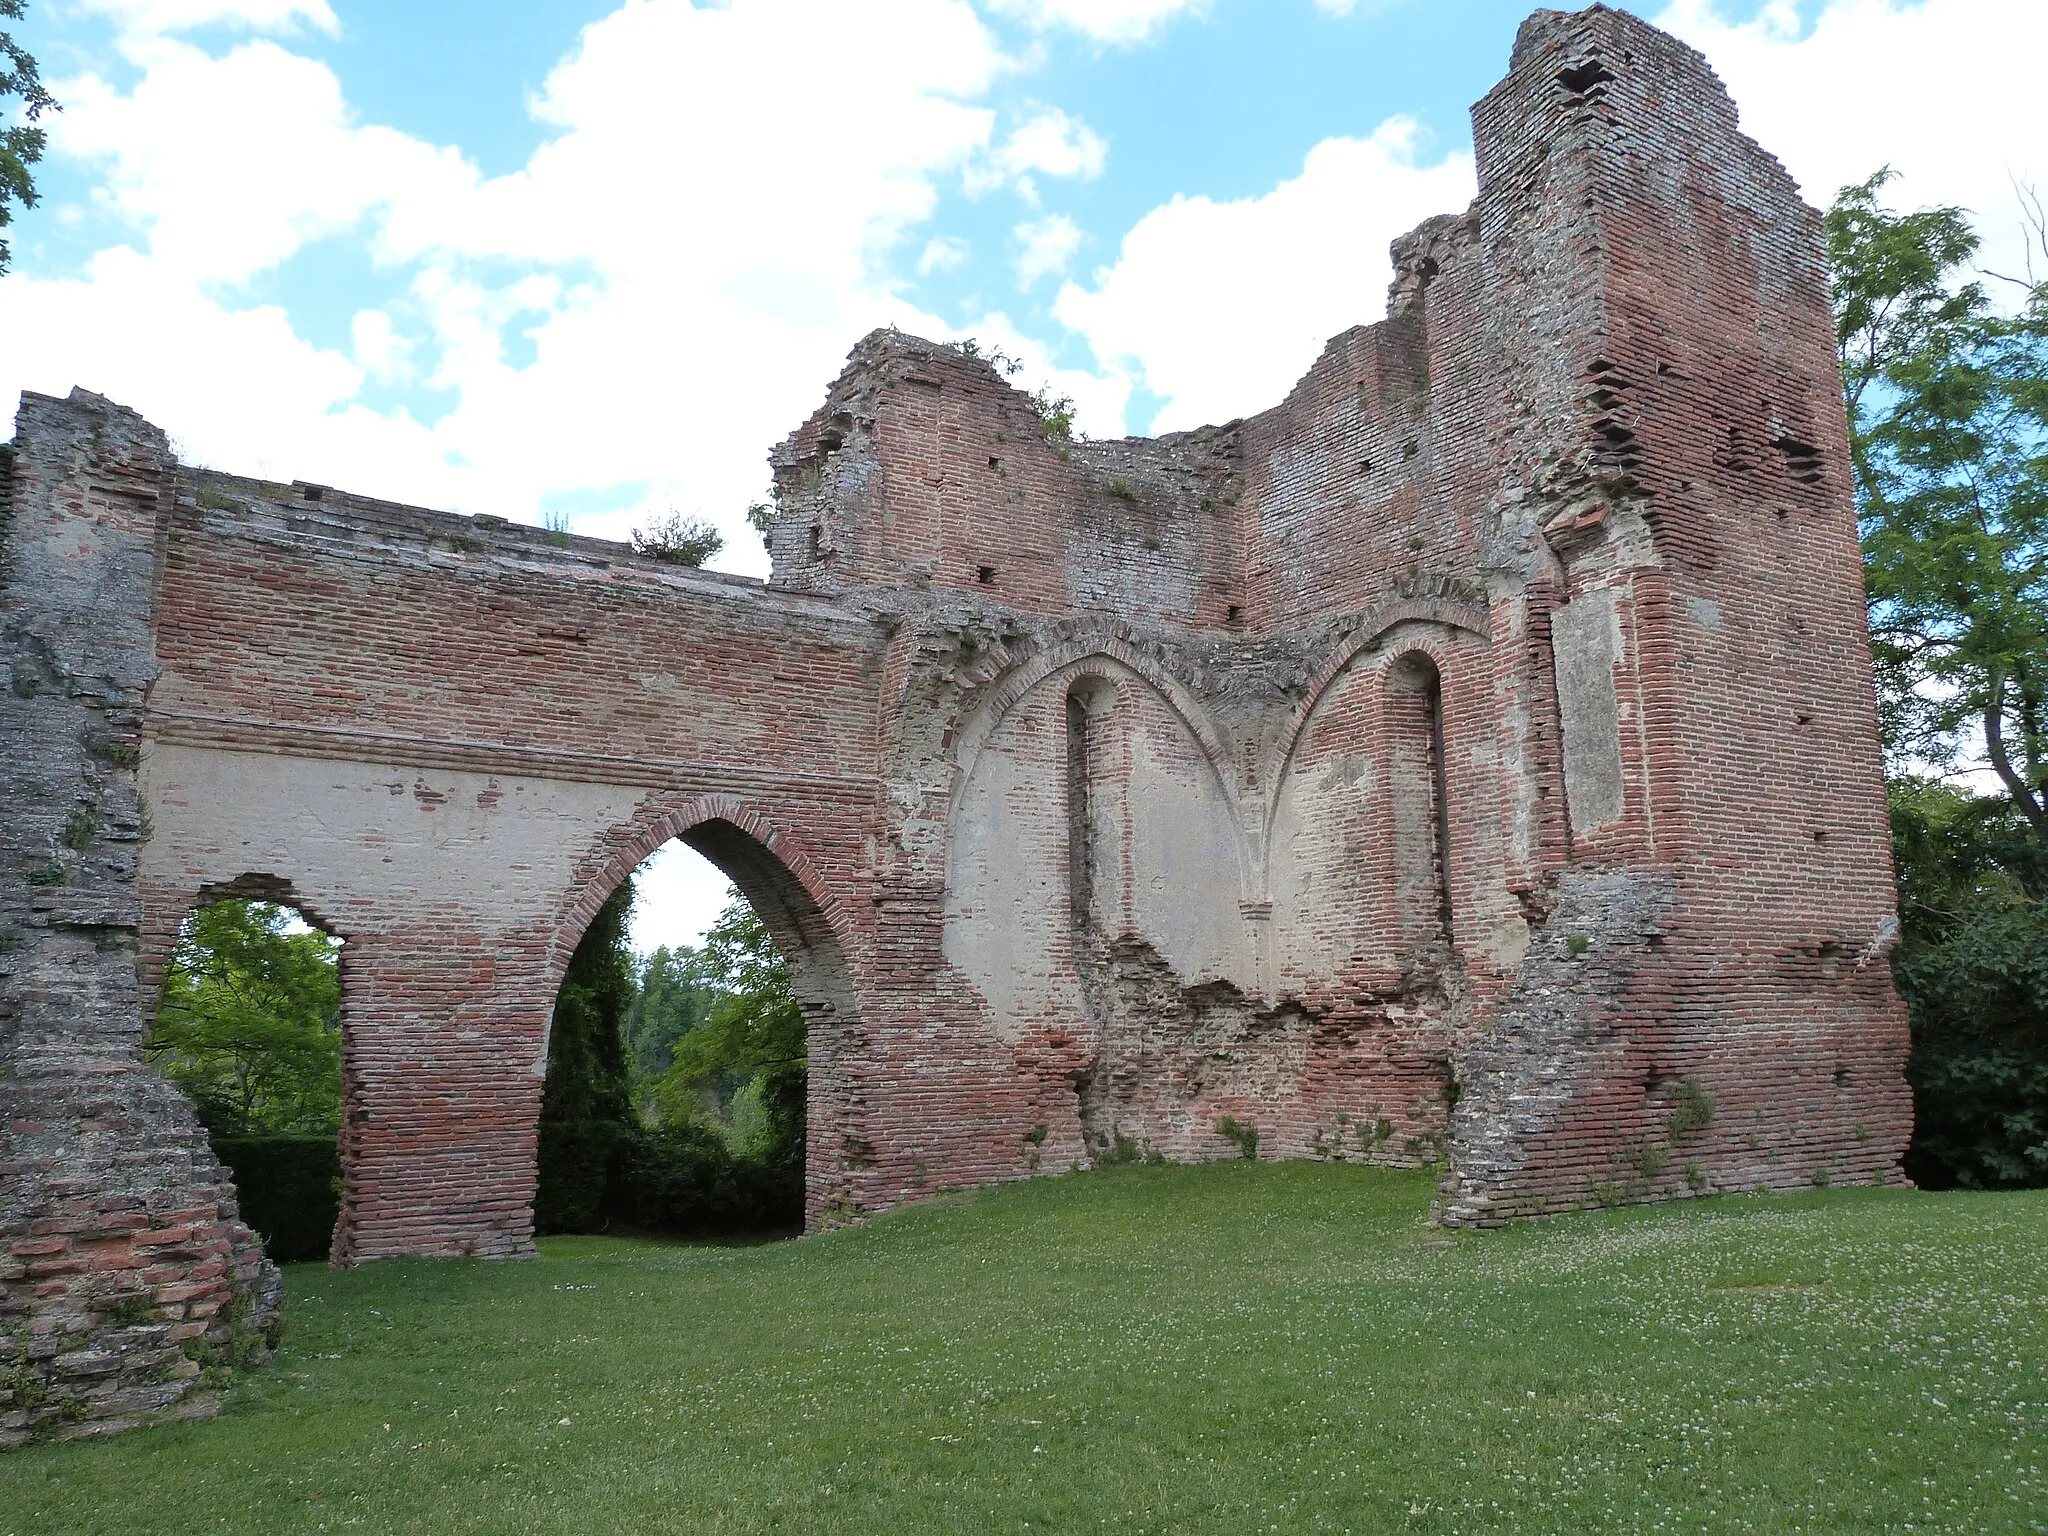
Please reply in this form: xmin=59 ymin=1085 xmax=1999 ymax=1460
xmin=2 ymin=4 xmax=1910 ymax=1441
xmin=0 ymin=393 xmax=278 ymax=1447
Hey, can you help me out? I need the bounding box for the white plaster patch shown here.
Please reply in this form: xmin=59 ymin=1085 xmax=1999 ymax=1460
xmin=140 ymin=743 xmax=648 ymax=935
xmin=1552 ymin=590 xmax=1626 ymax=834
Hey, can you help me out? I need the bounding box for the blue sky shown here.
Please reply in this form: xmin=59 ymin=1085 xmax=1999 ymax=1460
xmin=4 ymin=0 xmax=2041 ymax=949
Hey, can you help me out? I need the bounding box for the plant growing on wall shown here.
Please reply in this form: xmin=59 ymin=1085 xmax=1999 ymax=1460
xmin=629 ymin=510 xmax=725 ymax=566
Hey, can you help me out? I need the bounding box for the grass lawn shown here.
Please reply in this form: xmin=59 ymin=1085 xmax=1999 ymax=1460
xmin=3 ymin=1164 xmax=2043 ymax=1534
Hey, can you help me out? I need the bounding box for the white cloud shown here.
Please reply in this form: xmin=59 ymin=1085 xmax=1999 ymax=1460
xmin=986 ymin=0 xmax=1205 ymax=46
xmin=77 ymin=0 xmax=338 ymax=36
xmin=1013 ymin=212 xmax=1084 ymax=285
xmin=917 ymin=235 xmax=971 ymax=274
xmin=1659 ymin=0 xmax=2048 ymax=292
xmin=350 ymin=308 xmax=412 ymax=385
xmin=1054 ymin=117 xmax=1474 ymax=432
xmin=0 ymin=0 xmax=1010 ymax=572
xmin=1313 ymin=0 xmax=1360 ymax=14
xmin=49 ymin=38 xmax=470 ymax=286
xmin=966 ymin=106 xmax=1108 ymax=198
xmin=628 ymin=841 xmax=736 ymax=955
xmin=1000 ymin=107 xmax=1107 ymax=182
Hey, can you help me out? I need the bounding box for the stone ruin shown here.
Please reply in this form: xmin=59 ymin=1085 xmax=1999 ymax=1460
xmin=1 ymin=5 xmax=1911 ymax=1443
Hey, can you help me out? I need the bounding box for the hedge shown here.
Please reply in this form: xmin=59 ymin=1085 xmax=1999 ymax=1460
xmin=211 ymin=1133 xmax=341 ymax=1263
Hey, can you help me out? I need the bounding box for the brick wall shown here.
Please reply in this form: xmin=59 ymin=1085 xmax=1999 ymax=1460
xmin=1 ymin=393 xmax=278 ymax=1446
xmin=2 ymin=2 xmax=1911 ymax=1441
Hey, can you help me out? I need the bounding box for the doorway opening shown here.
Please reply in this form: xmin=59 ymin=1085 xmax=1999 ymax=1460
xmin=535 ymin=824 xmax=833 ymax=1242
xmin=146 ymin=892 xmax=345 ymax=1263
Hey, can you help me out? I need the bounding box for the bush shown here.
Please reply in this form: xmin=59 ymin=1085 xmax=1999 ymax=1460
xmin=629 ymin=511 xmax=724 ymax=567
xmin=536 ymin=1117 xmax=635 ymax=1234
xmin=607 ymin=1122 xmax=801 ymax=1237
xmin=211 ymin=1134 xmax=340 ymax=1263
xmin=1889 ymin=780 xmax=2048 ymax=1189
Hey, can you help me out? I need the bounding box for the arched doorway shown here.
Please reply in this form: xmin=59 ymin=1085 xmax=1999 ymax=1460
xmin=534 ymin=814 xmax=859 ymax=1240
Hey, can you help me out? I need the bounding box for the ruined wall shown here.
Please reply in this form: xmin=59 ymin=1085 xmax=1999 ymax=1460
xmin=0 ymin=395 xmax=278 ymax=1446
xmin=2 ymin=2 xmax=1911 ymax=1443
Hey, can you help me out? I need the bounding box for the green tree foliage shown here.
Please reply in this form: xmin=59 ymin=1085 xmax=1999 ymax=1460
xmin=538 ymin=885 xmax=805 ymax=1235
xmin=1830 ymin=172 xmax=2048 ymax=1188
xmin=647 ymin=896 xmax=806 ymax=1174
xmin=622 ymin=944 xmax=717 ymax=1082
xmin=1 ymin=0 xmax=57 ymax=275
xmin=534 ymin=882 xmax=641 ymax=1233
xmin=146 ymin=900 xmax=343 ymax=1136
xmin=1886 ymin=779 xmax=2048 ymax=1187
xmin=1829 ymin=169 xmax=2048 ymax=804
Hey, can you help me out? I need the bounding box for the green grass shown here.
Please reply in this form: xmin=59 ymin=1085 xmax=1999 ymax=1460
xmin=5 ymin=1164 xmax=2044 ymax=1534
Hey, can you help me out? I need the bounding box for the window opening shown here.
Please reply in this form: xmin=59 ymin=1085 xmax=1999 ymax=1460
xmin=1066 ymin=688 xmax=1093 ymax=927
xmin=1387 ymin=653 xmax=1454 ymax=955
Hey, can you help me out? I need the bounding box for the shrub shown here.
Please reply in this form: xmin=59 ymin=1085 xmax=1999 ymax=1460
xmin=211 ymin=1134 xmax=340 ymax=1263
xmin=629 ymin=511 xmax=725 ymax=567
xmin=1031 ymin=385 xmax=1076 ymax=440
xmin=609 ymin=1122 xmax=801 ymax=1236
xmin=1888 ymin=780 xmax=2048 ymax=1189
xmin=1216 ymin=1116 xmax=1259 ymax=1160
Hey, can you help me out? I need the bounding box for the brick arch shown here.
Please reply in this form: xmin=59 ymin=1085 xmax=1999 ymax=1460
xmin=533 ymin=793 xmax=869 ymax=1235
xmin=139 ymin=870 xmax=349 ymax=1002
xmin=1263 ymin=607 xmax=1488 ymax=852
xmin=543 ymin=792 xmax=855 ymax=1005
xmin=951 ymin=629 xmax=1244 ymax=826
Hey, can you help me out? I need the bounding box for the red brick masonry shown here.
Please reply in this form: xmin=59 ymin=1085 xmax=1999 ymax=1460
xmin=1 ymin=5 xmax=1909 ymax=1442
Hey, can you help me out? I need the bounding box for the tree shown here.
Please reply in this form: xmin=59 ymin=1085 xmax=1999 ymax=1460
xmin=534 ymin=881 xmax=641 ymax=1232
xmin=1829 ymin=171 xmax=2048 ymax=1188
xmin=147 ymin=900 xmax=343 ymax=1136
xmin=1828 ymin=169 xmax=2048 ymax=820
xmin=622 ymin=944 xmax=718 ymax=1084
xmin=1 ymin=0 xmax=57 ymax=275
xmin=648 ymin=897 xmax=806 ymax=1173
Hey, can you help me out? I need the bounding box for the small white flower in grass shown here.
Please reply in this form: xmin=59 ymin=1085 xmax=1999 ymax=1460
xmin=558 ymin=1417 xmax=571 ymax=1426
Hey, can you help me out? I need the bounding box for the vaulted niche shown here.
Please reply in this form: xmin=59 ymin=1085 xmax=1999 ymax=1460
xmin=1386 ymin=650 xmax=1453 ymax=958
xmin=1064 ymin=674 xmax=1117 ymax=932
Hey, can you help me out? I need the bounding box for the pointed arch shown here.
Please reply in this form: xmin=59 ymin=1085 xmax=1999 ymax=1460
xmin=1263 ymin=601 xmax=1489 ymax=853
xmin=545 ymin=793 xmax=855 ymax=1002
xmin=951 ymin=628 xmax=1245 ymax=829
